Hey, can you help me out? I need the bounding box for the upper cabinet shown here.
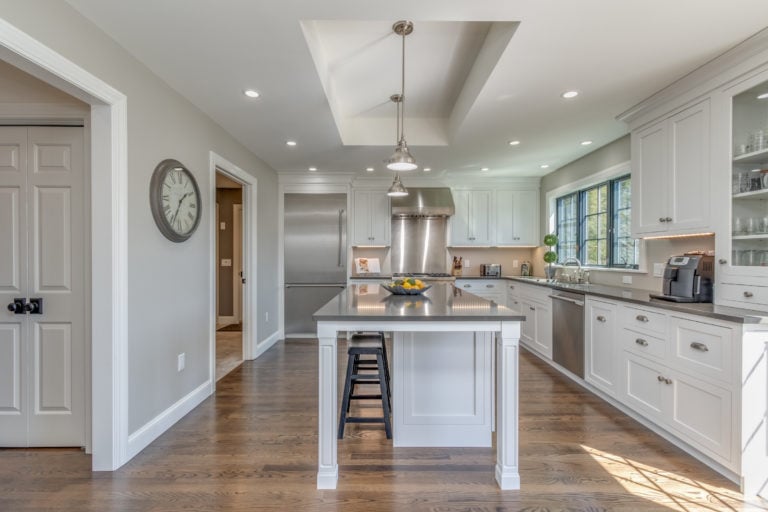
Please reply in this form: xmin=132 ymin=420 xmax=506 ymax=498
xmin=450 ymin=189 xmax=493 ymax=245
xmin=352 ymin=190 xmax=390 ymax=246
xmin=450 ymin=187 xmax=539 ymax=247
xmin=495 ymin=189 xmax=539 ymax=246
xmin=631 ymin=99 xmax=711 ymax=237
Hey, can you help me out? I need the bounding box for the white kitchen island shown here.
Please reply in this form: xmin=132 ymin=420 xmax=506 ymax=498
xmin=313 ymin=283 xmax=525 ymax=490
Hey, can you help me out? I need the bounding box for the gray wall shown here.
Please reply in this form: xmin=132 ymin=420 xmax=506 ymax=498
xmin=0 ymin=1 xmax=279 ymax=433
xmin=538 ymin=134 xmax=714 ymax=291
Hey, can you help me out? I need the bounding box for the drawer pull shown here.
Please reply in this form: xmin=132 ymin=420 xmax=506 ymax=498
xmin=657 ymin=375 xmax=672 ymax=385
xmin=464 ymin=284 xmax=471 ymax=288
xmin=744 ymin=291 xmax=754 ymax=298
xmin=486 ymin=284 xmax=494 ymax=288
xmin=664 ymin=377 xmax=672 ymax=385
xmin=636 ymin=314 xmax=649 ymax=322
xmin=657 ymin=375 xmax=665 ymax=382
xmin=658 ymin=217 xmax=666 ymax=223
xmin=596 ymin=315 xmax=606 ymax=323
xmin=635 ymin=338 xmax=649 ymax=347
xmin=665 ymin=217 xmax=672 ymax=222
xmin=509 ymin=285 xmax=515 ymax=289
xmin=690 ymin=342 xmax=709 ymax=352
xmin=529 ymin=306 xmax=536 ymax=311
xmin=718 ymin=258 xmax=727 ymax=265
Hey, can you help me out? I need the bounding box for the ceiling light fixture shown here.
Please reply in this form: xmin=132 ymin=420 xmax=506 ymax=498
xmin=423 ymin=167 xmax=431 ymax=172
xmin=481 ymin=167 xmax=489 ymax=172
xmin=758 ymin=93 xmax=768 ymax=100
xmin=308 ymin=167 xmax=317 ymax=172
xmin=540 ymin=164 xmax=550 ymax=169
xmin=286 ymin=140 xmax=297 ymax=147
xmin=385 ymin=20 xmax=417 ymax=173
xmin=508 ymin=140 xmax=521 ymax=146
xmin=580 ymin=140 xmax=593 ymax=146
xmin=561 ymin=90 xmax=579 ymax=99
xmin=387 ymin=173 xmax=408 ymax=197
xmin=243 ymin=89 xmax=260 ymax=98
xmin=366 ymin=167 xmax=374 ymax=172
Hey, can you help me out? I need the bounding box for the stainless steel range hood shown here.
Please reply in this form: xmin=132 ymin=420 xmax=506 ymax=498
xmin=390 ymin=187 xmax=455 ymax=217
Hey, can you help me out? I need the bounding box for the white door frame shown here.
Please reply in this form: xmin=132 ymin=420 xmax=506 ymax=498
xmin=209 ymin=152 xmax=256 ymax=391
xmin=0 ymin=20 xmax=129 ymax=470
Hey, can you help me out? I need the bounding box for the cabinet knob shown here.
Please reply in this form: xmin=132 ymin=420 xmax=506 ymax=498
xmin=529 ymin=306 xmax=536 ymax=311
xmin=690 ymin=341 xmax=709 ymax=352
xmin=596 ymin=315 xmax=606 ymax=323
xmin=464 ymin=284 xmax=471 ymax=288
xmin=509 ymin=285 xmax=515 ymax=289
xmin=665 ymin=217 xmax=672 ymax=222
xmin=636 ymin=314 xmax=649 ymax=322
xmin=664 ymin=377 xmax=673 ymax=385
xmin=635 ymin=338 xmax=649 ymax=347
xmin=657 ymin=375 xmax=665 ymax=382
xmin=659 ymin=217 xmax=666 ymax=223
xmin=718 ymin=258 xmax=727 ymax=265
xmin=486 ymin=284 xmax=494 ymax=288
xmin=744 ymin=291 xmax=754 ymax=298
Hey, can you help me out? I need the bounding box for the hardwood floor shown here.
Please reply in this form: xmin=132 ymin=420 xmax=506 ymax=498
xmin=216 ymin=329 xmax=243 ymax=381
xmin=1 ymin=339 xmax=765 ymax=511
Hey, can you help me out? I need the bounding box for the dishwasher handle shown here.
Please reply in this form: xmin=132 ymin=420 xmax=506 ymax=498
xmin=551 ymin=294 xmax=584 ymax=307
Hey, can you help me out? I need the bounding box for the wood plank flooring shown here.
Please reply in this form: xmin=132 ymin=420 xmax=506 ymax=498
xmin=1 ymin=339 xmax=766 ymax=511
xmin=216 ymin=329 xmax=243 ymax=381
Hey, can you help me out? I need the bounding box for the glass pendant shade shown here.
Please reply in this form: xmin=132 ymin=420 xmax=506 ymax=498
xmin=385 ymin=139 xmax=418 ymax=171
xmin=387 ymin=174 xmax=408 ymax=197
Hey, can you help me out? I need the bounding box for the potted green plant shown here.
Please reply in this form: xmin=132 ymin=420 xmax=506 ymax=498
xmin=542 ymin=233 xmax=558 ymax=280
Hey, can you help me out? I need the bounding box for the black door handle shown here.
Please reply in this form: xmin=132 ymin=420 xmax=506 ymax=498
xmin=24 ymin=298 xmax=43 ymax=315
xmin=7 ymin=298 xmax=25 ymax=315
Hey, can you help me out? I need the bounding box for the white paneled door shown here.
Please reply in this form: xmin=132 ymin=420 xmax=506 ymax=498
xmin=0 ymin=126 xmax=85 ymax=447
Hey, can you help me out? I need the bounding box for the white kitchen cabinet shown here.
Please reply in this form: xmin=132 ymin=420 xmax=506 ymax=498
xmin=505 ymin=282 xmax=521 ymax=312
xmin=495 ymin=189 xmax=538 ymax=246
xmin=513 ymin=282 xmax=552 ymax=359
xmin=631 ymin=99 xmax=711 ymax=237
xmin=455 ymin=279 xmax=505 ymax=304
xmin=450 ymin=190 xmax=492 ymax=246
xmin=352 ymin=190 xmax=390 ymax=246
xmin=585 ymin=298 xmax=618 ymax=397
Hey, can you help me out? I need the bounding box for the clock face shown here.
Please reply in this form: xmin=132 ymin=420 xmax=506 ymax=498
xmin=150 ymin=159 xmax=201 ymax=242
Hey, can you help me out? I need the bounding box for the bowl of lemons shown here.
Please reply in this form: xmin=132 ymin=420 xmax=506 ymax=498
xmin=383 ymin=278 xmax=431 ymax=295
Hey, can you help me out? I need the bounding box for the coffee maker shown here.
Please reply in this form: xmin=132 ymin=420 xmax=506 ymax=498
xmin=649 ymin=253 xmax=714 ymax=303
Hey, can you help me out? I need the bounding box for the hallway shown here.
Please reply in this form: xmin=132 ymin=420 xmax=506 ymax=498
xmin=0 ymin=340 xmax=763 ymax=511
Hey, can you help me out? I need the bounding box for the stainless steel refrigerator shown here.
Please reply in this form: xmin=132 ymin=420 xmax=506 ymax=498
xmin=284 ymin=193 xmax=347 ymax=336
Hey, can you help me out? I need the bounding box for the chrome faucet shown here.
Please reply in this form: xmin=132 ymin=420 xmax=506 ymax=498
xmin=561 ymin=257 xmax=585 ymax=283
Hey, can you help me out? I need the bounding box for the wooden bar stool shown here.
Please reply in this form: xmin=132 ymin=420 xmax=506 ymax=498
xmin=338 ymin=333 xmax=392 ymax=439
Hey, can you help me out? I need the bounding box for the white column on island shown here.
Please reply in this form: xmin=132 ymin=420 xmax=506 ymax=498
xmin=316 ymin=324 xmax=339 ymax=489
xmin=495 ymin=320 xmax=521 ymax=490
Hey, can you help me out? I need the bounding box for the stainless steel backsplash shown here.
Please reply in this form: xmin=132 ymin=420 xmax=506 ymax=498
xmin=391 ymin=216 xmax=449 ymax=274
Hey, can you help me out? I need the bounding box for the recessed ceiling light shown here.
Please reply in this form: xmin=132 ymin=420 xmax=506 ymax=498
xmin=481 ymin=167 xmax=490 ymax=172
xmin=366 ymin=167 xmax=374 ymax=172
xmin=561 ymin=90 xmax=579 ymax=99
xmin=423 ymin=167 xmax=431 ymax=172
xmin=580 ymin=140 xmax=593 ymax=146
xmin=540 ymin=164 xmax=550 ymax=169
xmin=286 ymin=140 xmax=297 ymax=147
xmin=243 ymin=89 xmax=260 ymax=98
xmin=758 ymin=93 xmax=768 ymax=100
xmin=508 ymin=140 xmax=521 ymax=146
xmin=308 ymin=167 xmax=317 ymax=172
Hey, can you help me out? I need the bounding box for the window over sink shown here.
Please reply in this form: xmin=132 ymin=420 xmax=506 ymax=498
xmin=555 ymin=174 xmax=639 ymax=269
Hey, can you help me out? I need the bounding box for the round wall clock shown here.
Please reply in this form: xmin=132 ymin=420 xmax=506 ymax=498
xmin=149 ymin=159 xmax=202 ymax=242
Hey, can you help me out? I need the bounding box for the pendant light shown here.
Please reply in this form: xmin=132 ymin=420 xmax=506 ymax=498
xmin=387 ymin=173 xmax=408 ymax=197
xmin=385 ymin=20 xmax=417 ymax=172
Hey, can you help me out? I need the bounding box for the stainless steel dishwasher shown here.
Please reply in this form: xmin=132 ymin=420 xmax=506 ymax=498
xmin=551 ymin=290 xmax=585 ymax=378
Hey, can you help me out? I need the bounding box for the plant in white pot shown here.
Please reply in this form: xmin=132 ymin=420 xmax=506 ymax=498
xmin=543 ymin=233 xmax=558 ymax=280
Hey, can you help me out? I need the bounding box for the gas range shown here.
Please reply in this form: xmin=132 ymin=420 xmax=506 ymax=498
xmin=392 ymin=272 xmax=456 ymax=283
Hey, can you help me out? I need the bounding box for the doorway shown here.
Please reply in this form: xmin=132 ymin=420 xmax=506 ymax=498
xmin=215 ymin=171 xmax=244 ymax=380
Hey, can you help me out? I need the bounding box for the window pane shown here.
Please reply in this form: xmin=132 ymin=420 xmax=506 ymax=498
xmin=556 ymin=192 xmax=579 ymax=264
xmin=612 ymin=175 xmax=638 ymax=269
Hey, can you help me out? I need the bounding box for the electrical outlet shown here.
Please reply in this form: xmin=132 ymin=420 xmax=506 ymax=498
xmin=513 ymin=259 xmax=519 ymax=268
xmin=622 ymin=275 xmax=633 ymax=285
xmin=177 ymin=353 xmax=185 ymax=372
xmin=653 ymin=263 xmax=665 ymax=277
xmin=265 ymin=311 xmax=269 ymax=322
xmin=463 ymin=259 xmax=471 ymax=268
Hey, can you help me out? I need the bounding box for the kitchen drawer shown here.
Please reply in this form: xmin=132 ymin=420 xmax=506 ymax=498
xmin=622 ymin=328 xmax=666 ymax=361
xmin=456 ymin=279 xmax=503 ymax=292
xmin=669 ymin=316 xmax=733 ymax=385
xmin=718 ymin=282 xmax=768 ymax=308
xmin=619 ymin=305 xmax=667 ymax=337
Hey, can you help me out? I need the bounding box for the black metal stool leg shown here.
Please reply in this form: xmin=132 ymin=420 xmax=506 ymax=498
xmin=377 ymin=351 xmax=392 ymax=439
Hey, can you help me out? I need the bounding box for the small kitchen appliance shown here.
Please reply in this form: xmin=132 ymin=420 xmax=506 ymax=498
xmin=480 ymin=263 xmax=501 ymax=277
xmin=649 ymin=253 xmax=714 ymax=303
xmin=520 ymin=261 xmax=532 ymax=277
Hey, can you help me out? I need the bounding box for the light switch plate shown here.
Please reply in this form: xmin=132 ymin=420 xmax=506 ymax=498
xmin=177 ymin=353 xmax=185 ymax=372
xmin=220 ymin=222 xmax=226 ymax=230
xmin=221 ymin=259 xmax=232 ymax=267
xmin=463 ymin=259 xmax=471 ymax=268
xmin=653 ymin=263 xmax=665 ymax=277
xmin=513 ymin=260 xmax=519 ymax=268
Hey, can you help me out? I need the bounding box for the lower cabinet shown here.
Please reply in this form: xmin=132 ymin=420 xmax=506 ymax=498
xmin=513 ymin=283 xmax=552 ymax=359
xmin=620 ymin=351 xmax=733 ymax=464
xmin=585 ymin=298 xmax=618 ymax=397
xmin=455 ymin=279 xmax=506 ymax=304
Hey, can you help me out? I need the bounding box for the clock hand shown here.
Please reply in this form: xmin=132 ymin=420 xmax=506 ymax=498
xmin=171 ymin=192 xmax=191 ymax=225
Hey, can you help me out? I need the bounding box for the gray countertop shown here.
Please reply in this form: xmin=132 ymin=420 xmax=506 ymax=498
xmin=314 ymin=283 xmax=524 ymax=322
xmin=505 ymin=276 xmax=768 ymax=324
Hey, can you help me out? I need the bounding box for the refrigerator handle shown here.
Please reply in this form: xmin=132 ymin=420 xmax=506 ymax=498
xmin=338 ymin=208 xmax=345 ymax=268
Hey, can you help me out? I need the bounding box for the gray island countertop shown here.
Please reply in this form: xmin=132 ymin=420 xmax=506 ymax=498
xmin=313 ymin=283 xmax=524 ymax=322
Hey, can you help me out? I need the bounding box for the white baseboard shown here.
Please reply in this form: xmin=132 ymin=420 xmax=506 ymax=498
xmin=126 ymin=380 xmax=211 ymax=461
xmin=252 ymin=330 xmax=281 ymax=359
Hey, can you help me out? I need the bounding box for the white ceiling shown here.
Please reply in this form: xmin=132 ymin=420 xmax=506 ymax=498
xmin=64 ymin=0 xmax=768 ymax=179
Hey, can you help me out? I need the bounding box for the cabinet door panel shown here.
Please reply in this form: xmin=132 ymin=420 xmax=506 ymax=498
xmin=469 ymin=190 xmax=493 ymax=245
xmin=494 ymin=190 xmax=516 ymax=245
xmin=352 ymin=191 xmax=372 ymax=245
xmin=450 ymin=190 xmax=471 ymax=245
xmin=669 ymin=100 xmax=710 ymax=231
xmin=532 ymin=300 xmax=552 ymax=359
xmin=519 ymin=299 xmax=536 ymax=349
xmin=368 ymin=193 xmax=390 ymax=244
xmin=513 ymin=191 xmax=538 ymax=245
xmin=632 ymin=122 xmax=668 ymax=236
xmin=621 ymin=352 xmax=665 ymax=421
xmin=586 ymin=299 xmax=617 ymax=396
